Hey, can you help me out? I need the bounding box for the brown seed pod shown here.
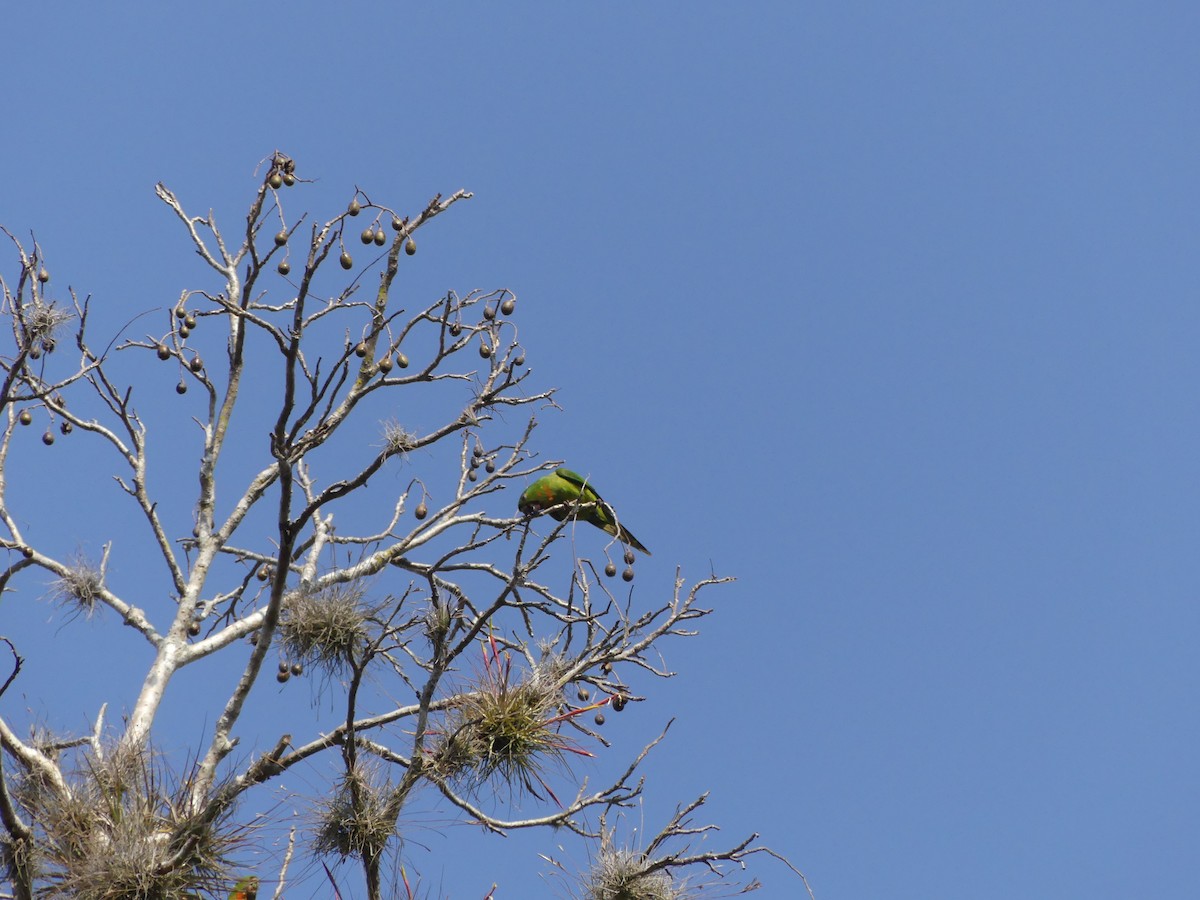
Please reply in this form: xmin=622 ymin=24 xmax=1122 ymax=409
xmin=483 ymin=305 xmax=496 ymax=321
xmin=395 ymin=352 xmax=409 ymax=369
xmin=59 ymin=420 xmax=72 ymax=435
xmin=594 ymin=713 xmax=605 ymax=726
xmin=277 ymin=260 xmax=291 ymax=275
xmin=601 ymin=661 xmax=613 ymax=675
xmin=178 ymin=325 xmax=190 ymax=339
xmin=176 ymin=380 xmax=188 ymax=395
xmin=622 ymin=567 xmax=634 ymax=582
xmin=478 ymin=339 xmax=492 ymax=359
xmin=156 ymin=344 xmax=170 ymax=360
xmin=392 ymin=217 xmax=403 ymax=231
xmin=414 ymin=502 xmax=428 ymax=520
xmin=276 ymin=670 xmax=290 ymax=684
xmin=340 ymin=251 xmax=353 ymax=269
xmin=360 ymin=228 xmax=374 ymax=245
xmin=278 ymin=660 xmax=289 ymax=674
xmin=577 ymin=686 xmax=590 ymax=702
xmin=467 ymin=469 xmax=478 ymax=482
xmin=612 ymin=694 xmax=628 ymax=712
xmin=624 ymin=548 xmax=635 ymax=565
xmin=189 ymin=356 xmax=204 ymax=373
xmin=274 ymin=230 xmax=288 ymax=247
xmin=20 ymin=547 xmax=33 ymax=559
xmin=268 ymin=173 xmax=283 ymax=189
xmin=373 ymin=229 xmax=386 ymax=246
xmin=37 ymin=267 xmax=49 ymax=283
xmin=282 ymin=173 xmax=296 ymax=186
xmin=500 ymin=297 xmax=515 ymax=315
xmin=377 ymin=355 xmax=393 ymax=374
xmin=291 ymin=662 xmax=304 ymax=676
xmin=354 ymin=341 xmax=368 ymax=358
xmin=449 ymin=322 xmax=462 ymax=337
xmin=513 ymin=354 xmax=525 ymax=367
xmin=485 ymin=459 xmax=496 ymax=473
xmin=405 ymin=237 xmax=416 ymax=256
xmin=348 ymin=199 xmax=361 ymax=216
xmin=188 ymin=620 xmax=201 ymax=637
xmin=257 ymin=563 xmax=272 ymax=581
xmin=604 ymin=561 xmax=617 ymax=578
xmin=18 ymin=410 xmax=32 ymax=426
xmin=41 ymin=430 xmax=54 ymax=446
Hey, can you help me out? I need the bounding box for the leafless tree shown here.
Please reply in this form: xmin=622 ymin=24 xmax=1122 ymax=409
xmin=0 ymin=153 xmax=806 ymax=900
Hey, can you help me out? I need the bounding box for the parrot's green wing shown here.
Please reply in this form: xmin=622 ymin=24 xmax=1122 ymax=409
xmin=230 ymin=876 xmax=259 ymax=900
xmin=525 ymin=468 xmax=652 ymax=554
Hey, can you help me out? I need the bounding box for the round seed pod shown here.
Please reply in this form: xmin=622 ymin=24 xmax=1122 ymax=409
xmin=622 ymin=567 xmax=634 ymax=582
xmin=392 ymin=217 xmax=403 ymax=231
xmin=604 ymin=562 xmax=617 ymax=578
xmin=274 ymin=230 xmax=288 ymax=247
xmin=348 ymin=199 xmax=361 ymax=216
xmin=156 ymin=344 xmax=170 ymax=360
xmin=41 ymin=430 xmax=54 ymax=446
xmin=268 ymin=173 xmax=283 ymax=189
xmin=415 ymin=502 xmax=428 ymax=520
xmin=594 ymin=713 xmax=605 ymax=726
xmin=624 ymin=548 xmax=635 ymax=565
xmin=282 ymin=173 xmax=296 ymax=186
xmin=500 ymin=297 xmax=515 ymax=315
xmin=354 ymin=341 xmax=368 ymax=358
xmin=176 ymin=380 xmax=188 ymax=395
xmin=339 ymin=251 xmax=353 ymax=269
xmin=276 ymin=670 xmax=290 ymax=683
xmin=18 ymin=410 xmax=32 ymax=426
xmin=360 ymin=228 xmax=374 ymax=245
xmin=577 ymin=686 xmax=590 ymax=702
xmin=290 ymin=662 xmax=304 ymax=676
xmin=612 ymin=694 xmax=628 ymax=712
xmin=405 ymin=238 xmax=416 ymax=256
xmin=373 ymin=229 xmax=386 ymax=246
xmin=37 ymin=268 xmax=50 ymax=283
xmin=189 ymin=356 xmax=204 ymax=373
xmin=277 ymin=260 xmax=291 ymax=275
xmin=377 ymin=355 xmax=393 ymax=374
xmin=188 ymin=620 xmax=201 ymax=637
xmin=395 ymin=352 xmax=410 ymax=368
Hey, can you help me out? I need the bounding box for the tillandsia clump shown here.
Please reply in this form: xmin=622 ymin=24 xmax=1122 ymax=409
xmin=581 ymin=848 xmax=681 ymax=900
xmin=278 ymin=584 xmax=375 ymax=678
xmin=47 ymin=552 xmax=106 ymax=620
xmin=427 ymin=641 xmax=605 ymax=803
xmin=312 ymin=767 xmax=395 ymax=863
xmin=9 ymin=745 xmax=243 ymax=900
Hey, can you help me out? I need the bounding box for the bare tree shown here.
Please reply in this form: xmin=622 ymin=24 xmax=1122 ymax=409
xmin=0 ymin=153 xmax=805 ymax=900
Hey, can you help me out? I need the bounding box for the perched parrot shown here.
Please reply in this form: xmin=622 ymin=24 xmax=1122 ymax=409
xmin=518 ymin=468 xmax=650 ymax=555
xmin=230 ymin=876 xmax=259 ymax=900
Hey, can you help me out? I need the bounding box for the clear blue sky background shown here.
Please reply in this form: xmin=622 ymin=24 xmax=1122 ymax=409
xmin=2 ymin=3 xmax=1197 ymax=898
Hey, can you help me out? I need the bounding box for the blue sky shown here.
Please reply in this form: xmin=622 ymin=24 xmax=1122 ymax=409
xmin=2 ymin=2 xmax=1198 ymax=898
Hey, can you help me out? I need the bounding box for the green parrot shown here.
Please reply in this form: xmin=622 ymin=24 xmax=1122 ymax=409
xmin=229 ymin=876 xmax=258 ymax=900
xmin=518 ymin=468 xmax=650 ymax=555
